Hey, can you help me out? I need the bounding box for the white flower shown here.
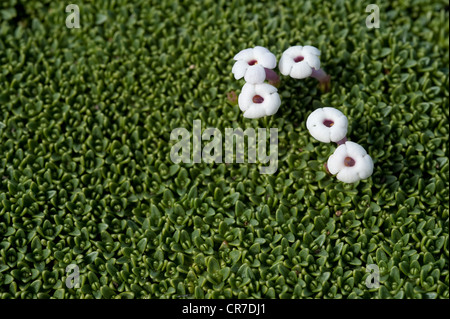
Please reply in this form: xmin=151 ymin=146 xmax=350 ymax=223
xmin=232 ymin=46 xmax=277 ymax=84
xmin=238 ymin=82 xmax=281 ymax=118
xmin=327 ymin=141 xmax=374 ymax=183
xmin=279 ymin=45 xmax=321 ymax=79
xmin=306 ymin=107 xmax=348 ymax=143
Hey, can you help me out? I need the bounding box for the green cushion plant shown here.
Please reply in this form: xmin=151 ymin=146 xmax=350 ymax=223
xmin=0 ymin=0 xmax=448 ymax=299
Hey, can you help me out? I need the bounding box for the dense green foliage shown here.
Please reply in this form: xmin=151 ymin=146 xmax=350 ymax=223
xmin=0 ymin=0 xmax=448 ymax=299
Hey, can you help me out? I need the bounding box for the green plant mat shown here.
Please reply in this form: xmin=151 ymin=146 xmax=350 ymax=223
xmin=0 ymin=0 xmax=448 ymax=299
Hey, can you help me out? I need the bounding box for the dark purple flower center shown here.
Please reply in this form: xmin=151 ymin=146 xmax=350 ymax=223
xmin=252 ymin=95 xmax=264 ymax=103
xmin=344 ymin=157 xmax=356 ymax=167
xmin=294 ymin=56 xmax=304 ymax=63
xmin=248 ymin=59 xmax=258 ymax=66
xmin=323 ymin=119 xmax=334 ymax=127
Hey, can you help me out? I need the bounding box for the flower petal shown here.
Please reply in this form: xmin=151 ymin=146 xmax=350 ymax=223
xmin=244 ymin=65 xmax=266 ymax=84
xmin=232 ymin=60 xmax=249 ymax=80
xmin=302 ymin=45 xmax=321 ymax=57
xmin=333 ymin=115 xmax=349 ymax=130
xmin=282 ymin=46 xmax=304 ymax=59
xmin=255 ymin=83 xmax=278 ymax=95
xmin=324 ymin=109 xmax=348 ymax=142
xmin=354 ymin=154 xmax=374 ymax=180
xmin=289 ymin=60 xmax=312 ymax=79
xmin=234 ymin=48 xmax=254 ymax=61
xmin=258 ymin=52 xmax=277 ymax=69
xmin=306 ymin=108 xmax=325 ymax=130
xmin=238 ymin=83 xmax=256 ymax=112
xmin=328 ymin=125 xmax=347 ymax=142
xmin=278 ymin=55 xmax=294 ymax=76
xmin=309 ymin=126 xmax=331 ymax=143
xmin=243 ymin=104 xmax=267 ymax=119
xmin=253 ymin=46 xmax=270 ymax=56
xmin=327 ymin=144 xmax=348 ymax=174
xmin=336 ymin=167 xmax=361 ymax=183
xmin=345 ymin=141 xmax=368 ymax=158
xmin=323 ymin=107 xmax=345 ymax=119
xmin=304 ymin=53 xmax=320 ymax=70
xmin=263 ymin=92 xmax=281 ymax=116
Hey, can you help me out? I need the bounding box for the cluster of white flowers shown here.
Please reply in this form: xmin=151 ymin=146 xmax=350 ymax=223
xmin=232 ymin=46 xmax=281 ymax=119
xmin=306 ymin=107 xmax=374 ymax=183
xmin=231 ymin=45 xmax=374 ymax=183
xmin=232 ymin=45 xmax=330 ymax=119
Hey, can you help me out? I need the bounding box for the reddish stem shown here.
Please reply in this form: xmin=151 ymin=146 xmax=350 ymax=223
xmin=265 ymin=68 xmax=280 ymax=87
xmin=336 ymin=137 xmax=347 ymax=145
xmin=324 ymin=162 xmax=331 ymax=174
xmin=311 ymin=68 xmax=331 ymax=92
